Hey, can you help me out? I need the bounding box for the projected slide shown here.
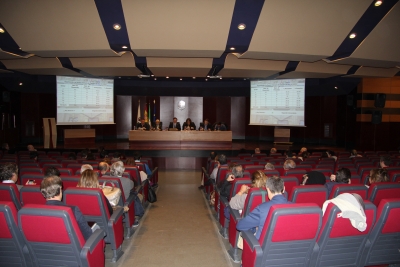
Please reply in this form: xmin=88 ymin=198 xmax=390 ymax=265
xmin=57 ymin=76 xmax=114 ymax=125
xmin=250 ymin=78 xmax=305 ymax=127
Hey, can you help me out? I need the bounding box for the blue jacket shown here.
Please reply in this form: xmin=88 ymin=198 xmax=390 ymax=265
xmin=237 ymin=194 xmax=290 ymax=239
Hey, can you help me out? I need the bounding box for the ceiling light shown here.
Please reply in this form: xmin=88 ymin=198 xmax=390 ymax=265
xmin=374 ymin=1 xmax=383 ymax=6
xmin=349 ymin=33 xmax=356 ymax=39
xmin=0 ymin=28 xmax=4 ymax=33
xmin=193 ymin=77 xmax=196 ymax=79
xmin=154 ymin=78 xmax=157 ymax=80
xmin=230 ymin=47 xmax=235 ymax=51
xmin=334 ymin=86 xmax=338 ymax=89
xmin=166 ymin=76 xmax=169 ymax=79
xmin=118 ymin=77 xmax=121 ymax=78
xmin=113 ymin=24 xmax=121 ymax=30
xmin=205 ymin=79 xmax=208 ymax=81
xmin=238 ymin=23 xmax=246 ymax=30
xmin=19 ymin=82 xmax=23 ymax=86
xmin=220 ymin=77 xmax=222 ymax=80
xmin=180 ymin=78 xmax=182 ymax=81
xmin=244 ymin=78 xmax=247 ymax=80
xmin=151 ymin=74 xmax=154 ymax=77
xmin=122 ymin=46 xmax=128 ymax=49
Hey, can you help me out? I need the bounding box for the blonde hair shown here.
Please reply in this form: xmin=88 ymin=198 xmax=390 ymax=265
xmin=77 ymin=169 xmax=99 ymax=188
xmin=251 ymin=170 xmax=267 ymax=188
xmin=369 ymin=168 xmax=389 ymax=184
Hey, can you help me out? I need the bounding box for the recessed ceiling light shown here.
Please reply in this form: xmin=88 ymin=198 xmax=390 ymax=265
xmin=19 ymin=82 xmax=23 ymax=86
xmin=122 ymin=45 xmax=128 ymax=49
xmin=154 ymin=78 xmax=157 ymax=80
xmin=0 ymin=28 xmax=4 ymax=33
xmin=113 ymin=24 xmax=121 ymax=30
xmin=166 ymin=76 xmax=169 ymax=79
xmin=180 ymin=78 xmax=182 ymax=81
xmin=220 ymin=77 xmax=222 ymax=80
xmin=244 ymin=78 xmax=247 ymax=80
xmin=334 ymin=86 xmax=338 ymax=89
xmin=238 ymin=23 xmax=246 ymax=30
xmin=349 ymin=33 xmax=356 ymax=39
xmin=230 ymin=47 xmax=235 ymax=51
xmin=192 ymin=77 xmax=196 ymax=79
xmin=205 ymin=79 xmax=208 ymax=81
xmin=374 ymin=1 xmax=383 ymax=6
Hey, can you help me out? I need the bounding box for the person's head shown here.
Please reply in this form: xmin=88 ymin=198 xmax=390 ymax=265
xmin=68 ymin=152 xmax=76 ymax=160
xmin=0 ymin=163 xmax=18 ymax=182
xmin=98 ymin=162 xmax=109 ymax=174
xmin=264 ymin=163 xmax=275 ymax=170
xmin=155 ymin=119 xmax=160 ymax=125
xmin=218 ymin=154 xmax=227 ymax=165
xmin=44 ymin=167 xmax=60 ymax=177
xmin=80 ymin=164 xmax=93 ymax=174
xmin=30 ymin=151 xmax=38 ymax=160
xmin=301 ymin=151 xmax=309 ymax=159
xmin=336 ymin=168 xmax=351 ymax=184
xmin=103 ymin=157 xmax=111 ymax=165
xmin=186 ymin=118 xmax=192 ymax=124
xmin=133 ymin=151 xmax=141 ymax=161
xmin=40 ymin=175 xmax=62 ymax=200
xmin=265 ymin=176 xmax=284 ymax=199
xmin=303 ymin=171 xmax=326 ymax=185
xmin=27 ymin=144 xmax=35 ymax=151
xmin=326 ymin=150 xmax=335 ymax=158
xmin=232 ymin=165 xmax=244 ymax=178
xmin=254 ymin=148 xmax=260 ymax=154
xmin=369 ymin=168 xmax=389 ymax=184
xmin=77 ymin=169 xmax=99 ymax=188
xmin=210 ymin=151 xmax=216 ymax=160
xmin=300 ymin=147 xmax=307 ymax=153
xmin=141 ymin=118 xmax=145 ymax=124
xmin=379 ymin=155 xmax=392 ymax=168
xmin=351 ymin=149 xmax=358 ymax=156
xmin=2 ymin=143 xmax=9 ymax=150
xmin=285 ymin=150 xmax=294 ymax=158
xmin=110 ymin=161 xmax=125 ymax=177
xmin=270 ymin=147 xmax=277 ymax=154
xmin=251 ymin=170 xmax=267 ymax=188
xmin=283 ymin=159 xmax=296 ymax=170
xmin=204 ymin=119 xmax=209 ymax=125
xmin=125 ymin=157 xmax=136 ymax=166
xmin=81 ymin=150 xmax=88 ymax=159
xmin=173 ymin=117 xmax=177 ymax=123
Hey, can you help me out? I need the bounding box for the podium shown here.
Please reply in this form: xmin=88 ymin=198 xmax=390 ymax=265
xmin=43 ymin=118 xmax=57 ymax=148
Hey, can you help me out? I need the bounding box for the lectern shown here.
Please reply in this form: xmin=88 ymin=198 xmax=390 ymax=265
xmin=43 ymin=118 xmax=57 ymax=148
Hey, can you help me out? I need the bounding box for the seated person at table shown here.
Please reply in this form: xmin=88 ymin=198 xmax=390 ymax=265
xmin=199 ymin=118 xmax=212 ymax=131
xmin=168 ymin=117 xmax=181 ymax=131
xmin=41 ymin=175 xmax=93 ymax=241
xmin=325 ymin=167 xmax=351 ymax=195
xmin=182 ymin=118 xmax=196 ymax=131
xmin=136 ymin=118 xmax=150 ymax=131
xmin=237 ymin=176 xmax=290 ymax=239
xmin=152 ymin=119 xmax=163 ymax=131
xmin=214 ymin=122 xmax=227 ymax=131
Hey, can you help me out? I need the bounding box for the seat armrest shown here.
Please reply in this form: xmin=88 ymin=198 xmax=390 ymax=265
xmin=148 ymin=167 xmax=158 ymax=179
xmin=229 ymin=206 xmax=242 ymax=222
xmin=220 ymin=195 xmax=229 ymax=206
xmin=81 ymin=229 xmax=105 ymax=254
xmin=241 ymin=230 xmax=263 ymax=267
xmin=125 ymin=194 xmax=135 ymax=206
xmin=242 ymin=230 xmax=260 ymax=250
xmin=108 ymin=206 xmax=124 ymax=226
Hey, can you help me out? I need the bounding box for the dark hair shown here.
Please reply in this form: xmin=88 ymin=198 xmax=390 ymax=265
xmin=266 ymin=175 xmax=284 ymax=194
xmin=173 ymin=117 xmax=177 ymax=120
xmin=301 ymin=151 xmax=309 ymax=159
xmin=30 ymin=151 xmax=38 ymax=159
xmin=285 ymin=149 xmax=293 ymax=157
xmin=44 ymin=167 xmax=60 ymax=177
xmin=113 ymin=152 xmax=121 ymax=159
xmin=218 ymin=154 xmax=227 ymax=165
xmin=336 ymin=168 xmax=351 ymax=184
xmin=133 ymin=151 xmax=141 ymax=161
xmin=68 ymin=152 xmax=76 ymax=160
xmin=186 ymin=118 xmax=192 ymax=123
xmin=380 ymin=155 xmax=392 ymax=167
xmin=210 ymin=151 xmax=217 ymax=160
xmin=0 ymin=163 xmax=18 ymax=181
xmin=40 ymin=176 xmax=62 ymax=199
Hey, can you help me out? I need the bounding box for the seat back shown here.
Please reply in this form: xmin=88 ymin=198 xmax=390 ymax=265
xmin=243 ymin=203 xmax=322 ymax=267
xmin=0 ymin=183 xmax=21 ymax=209
xmin=363 ymin=198 xmax=400 ymax=266
xmin=243 ymin=165 xmax=264 ymax=175
xmin=289 ymin=185 xmax=328 ymax=208
xmin=281 ymin=176 xmax=299 ymax=197
xmin=19 ymin=173 xmax=44 ymax=186
xmin=262 ymin=170 xmax=280 ymax=177
xmin=216 ymin=166 xmax=229 ymax=184
xmin=242 ymin=187 xmax=269 ymax=216
xmin=0 ymin=201 xmax=32 ymax=266
xmin=329 ymin=184 xmax=369 ymax=199
xmin=368 ymin=182 xmax=400 ymax=207
xmin=285 ymin=169 xmax=307 ymax=184
xmin=20 ymin=185 xmax=46 ymax=206
xmin=312 ymin=201 xmax=376 ymax=266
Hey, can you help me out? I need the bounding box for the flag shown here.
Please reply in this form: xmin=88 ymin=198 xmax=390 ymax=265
xmin=137 ymin=100 xmax=141 ymax=123
xmin=148 ymin=102 xmax=151 ymax=127
xmin=144 ymin=102 xmax=148 ymax=123
xmin=153 ymin=99 xmax=156 ymax=124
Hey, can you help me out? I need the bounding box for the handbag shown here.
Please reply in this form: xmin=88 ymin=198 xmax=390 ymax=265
xmin=101 ymin=181 xmax=122 ymax=207
xmin=147 ymin=181 xmax=157 ymax=203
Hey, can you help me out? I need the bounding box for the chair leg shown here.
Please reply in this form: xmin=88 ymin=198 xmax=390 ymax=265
xmin=219 ymin=226 xmax=228 ymax=239
xmin=125 ymin=225 xmax=135 ymax=239
xmin=111 ymin=245 xmax=124 ymax=263
xmin=228 ymin=246 xmax=241 ymax=263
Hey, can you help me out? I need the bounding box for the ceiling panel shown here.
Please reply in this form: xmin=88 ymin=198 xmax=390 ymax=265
xmin=0 ymin=50 xmax=27 ymax=60
xmin=243 ymin=0 xmax=370 ymax=61
xmin=147 ymin=57 xmax=212 ymax=77
xmin=334 ymin=3 xmax=400 ymax=68
xmin=219 ymin=69 xmax=279 ymax=78
xmin=348 ymin=66 xmax=399 ymax=78
xmin=0 ymin=0 xmax=116 ymax=57
xmin=123 ymin=0 xmax=235 ymax=58
xmin=1 ymin=56 xmax=80 ymax=76
xmin=279 ymin=60 xmax=352 ymax=78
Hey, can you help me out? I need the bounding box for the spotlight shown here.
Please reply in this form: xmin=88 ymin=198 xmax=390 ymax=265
xmin=374 ymin=1 xmax=383 ymax=6
xmin=0 ymin=28 xmax=4 ymax=33
xmin=230 ymin=47 xmax=235 ymax=51
xmin=166 ymin=76 xmax=169 ymax=79
xmin=113 ymin=24 xmax=121 ymax=30
xmin=349 ymin=33 xmax=356 ymax=39
xmin=238 ymin=23 xmax=246 ymax=30
xmin=122 ymin=45 xmax=128 ymax=49
xmin=19 ymin=82 xmax=23 ymax=86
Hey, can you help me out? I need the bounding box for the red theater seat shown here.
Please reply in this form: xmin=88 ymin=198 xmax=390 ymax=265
xmin=328 ymin=184 xmax=369 ymax=200
xmin=289 ymin=185 xmax=328 ymax=208
xmin=368 ymin=182 xmax=400 ymax=207
xmin=20 ymin=185 xmax=46 ymax=206
xmin=0 ymin=183 xmax=21 ymax=210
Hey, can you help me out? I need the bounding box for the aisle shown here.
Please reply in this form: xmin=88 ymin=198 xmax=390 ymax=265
xmin=111 ymin=170 xmax=235 ymax=267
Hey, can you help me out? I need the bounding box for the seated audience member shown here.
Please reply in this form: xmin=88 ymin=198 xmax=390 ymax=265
xmin=86 ymin=152 xmax=96 ymax=160
xmin=214 ymin=122 xmax=227 ymax=131
xmin=301 ymin=171 xmax=326 ymax=185
xmin=182 ymin=118 xmax=196 ymax=131
xmin=298 ymin=151 xmax=309 ymax=161
xmin=270 ymin=147 xmax=277 ymax=154
xmin=237 ymin=176 xmax=290 ymax=239
xmin=199 ymin=119 xmax=211 ymax=131
xmin=379 ymin=155 xmax=392 ymax=168
xmin=326 ymin=150 xmax=337 ymax=161
xmin=152 ymin=119 xmax=162 ymax=131
xmin=68 ymin=152 xmax=77 ymax=160
xmin=2 ymin=143 xmax=10 ymax=154
xmin=112 ymin=152 xmax=121 ymax=162
xmin=103 ymin=157 xmax=111 ymax=165
xmin=80 ymin=150 xmax=88 ymax=160
xmin=299 ymin=147 xmax=307 ymax=154
xmin=0 ymin=163 xmax=24 ymax=190
xmin=80 ymin=164 xmax=93 ymax=174
xmin=168 ymin=117 xmax=181 ymax=131
xmin=98 ymin=162 xmax=109 ymax=176
xmin=30 ymin=151 xmax=38 ymax=162
xmin=264 ymin=163 xmax=275 ymax=170
xmin=367 ymin=168 xmax=389 ymax=187
xmin=98 ymin=146 xmax=107 ymax=159
xmin=125 ymin=157 xmax=136 ymax=166
xmin=41 ymin=175 xmax=92 ymax=241
xmin=136 ymin=118 xmax=150 ymax=131
xmin=27 ymin=144 xmax=36 ymax=151
xmin=44 ymin=166 xmax=61 ymax=178
xmin=283 ymin=159 xmax=296 ymax=171
xmin=110 ymin=161 xmax=133 ymax=201
xmin=229 ymin=170 xmax=267 ymax=213
xmin=252 ymin=148 xmax=261 ymax=157
xmin=77 ymin=169 xmax=113 ymax=215
xmin=133 ymin=152 xmax=152 ymax=175
xmin=284 ymin=149 xmax=296 ymax=158
xmin=350 ymin=149 xmax=362 ymax=158
xmin=325 ymin=167 xmax=351 ymax=195
xmin=219 ymin=164 xmax=244 ymax=199
xmin=199 ymin=154 xmax=227 ymax=189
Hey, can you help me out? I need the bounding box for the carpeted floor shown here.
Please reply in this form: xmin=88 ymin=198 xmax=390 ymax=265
xmin=106 ymin=170 xmax=239 ymax=267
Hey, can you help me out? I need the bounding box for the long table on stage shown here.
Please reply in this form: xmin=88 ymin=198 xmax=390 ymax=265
xmin=128 ymin=130 xmax=232 ymax=150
